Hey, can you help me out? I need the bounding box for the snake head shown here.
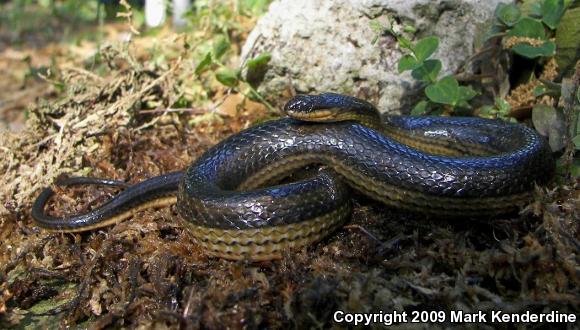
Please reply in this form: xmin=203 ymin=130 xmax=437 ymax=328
xmin=284 ymin=93 xmax=364 ymax=122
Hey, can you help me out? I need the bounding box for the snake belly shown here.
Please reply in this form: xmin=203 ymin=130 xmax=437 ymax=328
xmin=177 ymin=116 xmax=554 ymax=260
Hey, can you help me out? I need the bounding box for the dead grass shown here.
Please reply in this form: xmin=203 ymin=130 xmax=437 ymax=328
xmin=506 ymin=57 xmax=559 ymax=118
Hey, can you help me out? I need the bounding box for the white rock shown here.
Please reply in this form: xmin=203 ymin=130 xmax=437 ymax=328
xmin=241 ymin=0 xmax=506 ymax=113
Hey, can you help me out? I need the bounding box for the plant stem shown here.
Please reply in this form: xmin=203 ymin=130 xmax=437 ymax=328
xmin=560 ymin=63 xmax=580 ymax=179
xmin=243 ymin=82 xmax=278 ymax=114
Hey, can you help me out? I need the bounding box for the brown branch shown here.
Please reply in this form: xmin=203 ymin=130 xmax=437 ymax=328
xmin=138 ymin=107 xmax=207 ymax=115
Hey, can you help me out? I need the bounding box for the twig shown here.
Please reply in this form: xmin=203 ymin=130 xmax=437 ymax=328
xmin=138 ymin=107 xmax=207 ymax=115
xmin=24 ymin=133 xmax=58 ymax=151
xmin=238 ymin=84 xmax=278 ymax=114
xmin=61 ymin=66 xmax=105 ymax=82
xmin=344 ymin=224 xmax=382 ymax=244
xmin=456 ymin=45 xmax=499 ymax=74
xmin=455 ymin=73 xmax=495 ymax=82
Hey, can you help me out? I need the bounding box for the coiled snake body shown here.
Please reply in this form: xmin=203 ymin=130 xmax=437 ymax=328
xmin=32 ymin=93 xmax=554 ymax=260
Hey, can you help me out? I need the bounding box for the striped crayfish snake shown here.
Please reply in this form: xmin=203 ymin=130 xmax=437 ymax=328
xmin=32 ymin=93 xmax=555 ymax=261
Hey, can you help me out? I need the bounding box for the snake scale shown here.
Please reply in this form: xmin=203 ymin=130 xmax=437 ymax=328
xmin=31 ymin=93 xmax=555 ymax=260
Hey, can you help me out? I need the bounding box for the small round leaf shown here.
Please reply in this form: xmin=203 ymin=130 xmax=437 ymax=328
xmin=496 ymin=3 xmax=521 ymax=26
xmin=246 ymin=52 xmax=272 ymax=69
xmin=506 ymin=17 xmax=547 ymax=39
xmin=411 ymin=59 xmax=441 ymax=83
xmin=540 ymin=0 xmax=566 ymax=29
xmin=512 ymin=41 xmax=556 ymax=58
xmin=413 ymin=36 xmax=439 ymax=62
xmin=411 ymin=100 xmax=430 ymax=115
xmin=215 ymin=68 xmax=239 ymax=87
xmin=425 ymin=76 xmax=460 ymax=106
xmin=195 ymin=52 xmax=213 ymax=75
xmin=398 ymin=54 xmax=419 ymax=73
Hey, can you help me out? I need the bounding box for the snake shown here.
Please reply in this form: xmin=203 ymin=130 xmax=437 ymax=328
xmin=31 ymin=93 xmax=555 ymax=261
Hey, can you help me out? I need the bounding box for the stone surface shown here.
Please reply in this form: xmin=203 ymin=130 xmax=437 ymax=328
xmin=241 ymin=0 xmax=506 ymax=114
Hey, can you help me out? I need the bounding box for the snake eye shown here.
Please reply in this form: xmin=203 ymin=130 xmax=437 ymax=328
xmin=284 ymin=96 xmax=315 ymax=114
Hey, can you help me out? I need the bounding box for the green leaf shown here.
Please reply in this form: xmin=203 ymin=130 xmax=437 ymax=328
xmin=555 ymin=5 xmax=580 ymax=77
xmin=573 ymin=134 xmax=580 ymax=149
xmin=458 ymin=86 xmax=478 ymax=102
xmin=425 ymin=75 xmax=460 ymax=106
xmin=496 ymin=3 xmax=522 ymax=26
xmin=398 ymin=36 xmax=414 ymax=51
xmin=512 ymin=41 xmax=556 ymax=58
xmin=195 ymin=52 xmax=213 ymax=75
xmin=398 ymin=54 xmax=418 ymax=72
xmin=531 ymin=2 xmax=544 ymax=17
xmin=411 ymin=59 xmax=441 ymax=83
xmin=507 ymin=17 xmax=547 ymax=39
xmin=245 ymin=52 xmax=272 ymax=69
xmin=572 ymin=158 xmax=580 ymax=178
xmin=413 ymin=36 xmax=439 ymax=62
xmin=519 ymin=0 xmax=543 ymax=17
xmin=479 ymin=105 xmax=497 ymax=118
xmin=369 ymin=20 xmax=384 ymax=33
xmin=213 ymin=35 xmax=231 ymax=60
xmin=411 ymin=100 xmax=430 ymax=115
xmin=240 ymin=0 xmax=271 ymax=14
xmin=540 ymin=0 xmax=566 ymax=29
xmin=495 ymin=97 xmax=512 ymax=114
xmin=403 ymin=25 xmax=417 ymax=33
xmin=534 ymin=79 xmax=562 ymax=97
xmin=215 ymin=68 xmax=239 ymax=87
xmin=532 ymin=104 xmax=567 ymax=151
